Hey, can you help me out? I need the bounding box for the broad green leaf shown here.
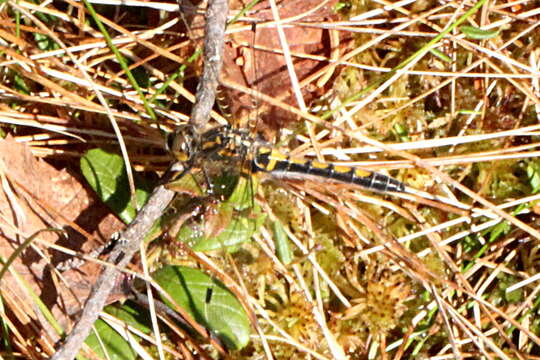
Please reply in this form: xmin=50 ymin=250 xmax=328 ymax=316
xmin=460 ymin=25 xmax=500 ymax=40
xmin=153 ymin=265 xmax=250 ymax=350
xmin=105 ymin=303 xmax=152 ymax=334
xmin=176 ymin=176 xmax=265 ymax=251
xmin=165 ymin=172 xmax=205 ymax=197
xmin=178 ymin=204 xmax=264 ymax=251
xmin=80 ymin=149 xmax=151 ymax=223
xmin=84 ymin=319 xmax=137 ymax=360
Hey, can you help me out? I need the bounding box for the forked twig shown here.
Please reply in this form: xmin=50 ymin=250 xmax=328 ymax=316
xmin=50 ymin=0 xmax=229 ymax=358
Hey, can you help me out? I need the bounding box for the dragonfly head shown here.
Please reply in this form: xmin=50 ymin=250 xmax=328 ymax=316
xmin=167 ymin=124 xmax=198 ymax=163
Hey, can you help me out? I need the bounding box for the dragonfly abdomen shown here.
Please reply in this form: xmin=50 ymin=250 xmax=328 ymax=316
xmin=253 ymin=146 xmax=406 ymax=193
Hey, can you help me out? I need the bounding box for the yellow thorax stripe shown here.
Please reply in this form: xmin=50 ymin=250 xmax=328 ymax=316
xmin=202 ymin=137 xmax=222 ymax=151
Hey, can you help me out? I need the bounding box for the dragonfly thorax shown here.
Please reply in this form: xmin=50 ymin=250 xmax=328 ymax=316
xmin=169 ymin=125 xmax=256 ymax=166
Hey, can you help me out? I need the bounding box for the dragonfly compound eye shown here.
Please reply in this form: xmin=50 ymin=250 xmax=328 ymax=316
xmin=168 ymin=125 xmax=196 ymax=163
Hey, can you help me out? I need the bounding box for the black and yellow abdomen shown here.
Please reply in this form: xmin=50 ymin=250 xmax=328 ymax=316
xmin=253 ymin=146 xmax=406 ymax=193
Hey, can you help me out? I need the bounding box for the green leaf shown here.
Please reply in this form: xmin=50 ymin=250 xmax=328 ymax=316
xmin=166 ymin=172 xmax=205 ymax=197
xmin=527 ymin=161 xmax=540 ymax=194
xmin=488 ymin=221 xmax=510 ymax=243
xmin=105 ymin=303 xmax=152 ymax=334
xmin=153 ymin=265 xmax=250 ymax=350
xmin=33 ymin=33 xmax=60 ymax=51
xmin=460 ymin=25 xmax=500 ymax=40
xmin=227 ymin=176 xmax=257 ymax=211
xmin=178 ymin=204 xmax=265 ymax=252
xmin=13 ymin=72 xmax=30 ymax=94
xmin=80 ymin=149 xmax=151 ymax=223
xmin=429 ymin=48 xmax=452 ymax=63
xmin=393 ymin=123 xmax=411 ymax=142
xmin=84 ymin=319 xmax=137 ymax=360
xmin=334 ymin=1 xmax=350 ymax=12
xmin=272 ymin=220 xmax=293 ymax=265
xmin=176 ymin=176 xmax=265 ymax=252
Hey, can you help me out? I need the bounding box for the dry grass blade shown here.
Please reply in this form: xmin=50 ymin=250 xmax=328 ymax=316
xmin=0 ymin=0 xmax=539 ymax=359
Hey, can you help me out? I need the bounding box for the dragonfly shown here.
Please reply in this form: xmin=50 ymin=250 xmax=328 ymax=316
xmin=164 ymin=114 xmax=473 ymax=254
xmin=168 ymin=124 xmax=407 ymax=195
xmin=163 ymin=119 xmax=428 ymax=255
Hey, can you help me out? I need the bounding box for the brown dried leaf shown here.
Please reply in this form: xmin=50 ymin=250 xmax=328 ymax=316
xmin=222 ymin=0 xmax=340 ymax=134
xmin=0 ymin=136 xmax=124 ymax=341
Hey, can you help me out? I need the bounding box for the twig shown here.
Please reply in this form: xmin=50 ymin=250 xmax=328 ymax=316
xmin=50 ymin=0 xmax=229 ymax=358
xmin=189 ymin=0 xmax=228 ymax=132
